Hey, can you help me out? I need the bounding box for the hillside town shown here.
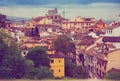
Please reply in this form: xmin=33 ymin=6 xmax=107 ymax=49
xmin=0 ymin=8 xmax=120 ymax=79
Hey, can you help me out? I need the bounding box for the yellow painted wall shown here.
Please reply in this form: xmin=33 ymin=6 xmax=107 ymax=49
xmin=22 ymin=43 xmax=48 ymax=48
xmin=50 ymin=58 xmax=64 ymax=78
xmin=96 ymin=24 xmax=105 ymax=30
xmin=38 ymin=18 xmax=52 ymax=24
xmin=28 ymin=20 xmax=37 ymax=28
xmin=47 ymin=50 xmax=55 ymax=54
xmin=39 ymin=18 xmax=45 ymax=24
xmin=106 ymin=49 xmax=120 ymax=72
xmin=20 ymin=37 xmax=29 ymax=42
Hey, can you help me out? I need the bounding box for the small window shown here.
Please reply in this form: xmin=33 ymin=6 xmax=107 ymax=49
xmin=55 ymin=16 xmax=57 ymax=19
xmin=23 ymin=52 xmax=26 ymax=55
xmin=58 ymin=60 xmax=61 ymax=63
xmin=51 ymin=60 xmax=54 ymax=63
xmin=58 ymin=69 xmax=61 ymax=72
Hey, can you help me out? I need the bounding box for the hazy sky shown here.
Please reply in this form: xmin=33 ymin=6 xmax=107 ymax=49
xmin=0 ymin=0 xmax=120 ymax=21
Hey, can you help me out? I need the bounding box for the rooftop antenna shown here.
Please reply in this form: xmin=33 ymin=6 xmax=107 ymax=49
xmin=63 ymin=11 xmax=65 ymax=18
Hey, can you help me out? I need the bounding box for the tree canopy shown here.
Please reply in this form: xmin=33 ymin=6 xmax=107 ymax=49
xmin=65 ymin=59 xmax=90 ymax=79
xmin=31 ymin=26 xmax=40 ymax=40
xmin=54 ymin=35 xmax=75 ymax=56
xmin=105 ymin=69 xmax=120 ymax=80
xmin=0 ymin=14 xmax=8 ymax=28
xmin=0 ymin=29 xmax=13 ymax=45
xmin=24 ymin=60 xmax=53 ymax=79
xmin=0 ymin=30 xmax=53 ymax=79
xmin=0 ymin=38 xmax=25 ymax=79
xmin=26 ymin=46 xmax=50 ymax=67
xmin=25 ymin=47 xmax=53 ymax=79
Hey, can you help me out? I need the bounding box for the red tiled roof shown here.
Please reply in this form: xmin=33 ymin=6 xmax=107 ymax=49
xmin=48 ymin=52 xmax=65 ymax=58
xmin=78 ymin=39 xmax=94 ymax=45
xmin=33 ymin=16 xmax=46 ymax=22
xmin=96 ymin=19 xmax=105 ymax=25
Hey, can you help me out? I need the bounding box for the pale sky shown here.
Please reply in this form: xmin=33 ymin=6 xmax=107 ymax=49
xmin=0 ymin=0 xmax=120 ymax=21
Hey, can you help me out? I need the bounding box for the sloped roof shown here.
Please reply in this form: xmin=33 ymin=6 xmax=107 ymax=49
xmin=107 ymin=68 xmax=120 ymax=73
xmin=78 ymin=39 xmax=94 ymax=45
xmin=102 ymin=36 xmax=120 ymax=42
xmin=48 ymin=52 xmax=65 ymax=58
xmin=96 ymin=19 xmax=105 ymax=25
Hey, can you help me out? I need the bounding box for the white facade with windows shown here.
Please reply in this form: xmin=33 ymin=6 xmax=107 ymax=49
xmin=103 ymin=26 xmax=120 ymax=48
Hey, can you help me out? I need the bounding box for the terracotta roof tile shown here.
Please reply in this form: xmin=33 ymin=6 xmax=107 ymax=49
xmin=96 ymin=19 xmax=105 ymax=24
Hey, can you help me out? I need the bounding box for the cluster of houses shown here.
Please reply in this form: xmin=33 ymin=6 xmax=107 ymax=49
xmin=77 ymin=18 xmax=120 ymax=78
xmin=4 ymin=8 xmax=120 ymax=78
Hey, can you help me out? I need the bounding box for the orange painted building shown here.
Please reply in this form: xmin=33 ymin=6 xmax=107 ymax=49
xmin=96 ymin=19 xmax=105 ymax=30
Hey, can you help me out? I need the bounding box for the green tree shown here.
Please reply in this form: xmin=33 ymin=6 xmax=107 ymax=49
xmin=0 ymin=39 xmax=8 ymax=64
xmin=65 ymin=59 xmax=76 ymax=77
xmin=54 ymin=35 xmax=76 ymax=63
xmin=31 ymin=26 xmax=40 ymax=40
xmin=0 ymin=14 xmax=8 ymax=28
xmin=54 ymin=35 xmax=75 ymax=56
xmin=35 ymin=26 xmax=40 ymax=36
xmin=105 ymin=70 xmax=120 ymax=80
xmin=35 ymin=66 xmax=53 ymax=79
xmin=24 ymin=60 xmax=53 ymax=79
xmin=24 ymin=60 xmax=37 ymax=79
xmin=26 ymin=46 xmax=50 ymax=67
xmin=31 ymin=28 xmax=34 ymax=36
xmin=65 ymin=59 xmax=89 ymax=78
xmin=0 ymin=39 xmax=25 ymax=79
xmin=0 ymin=29 xmax=12 ymax=45
xmin=72 ymin=66 xmax=90 ymax=78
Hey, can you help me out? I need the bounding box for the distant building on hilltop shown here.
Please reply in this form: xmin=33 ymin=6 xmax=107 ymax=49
xmin=96 ymin=19 xmax=106 ymax=31
xmin=62 ymin=16 xmax=96 ymax=29
xmin=46 ymin=8 xmax=66 ymax=25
